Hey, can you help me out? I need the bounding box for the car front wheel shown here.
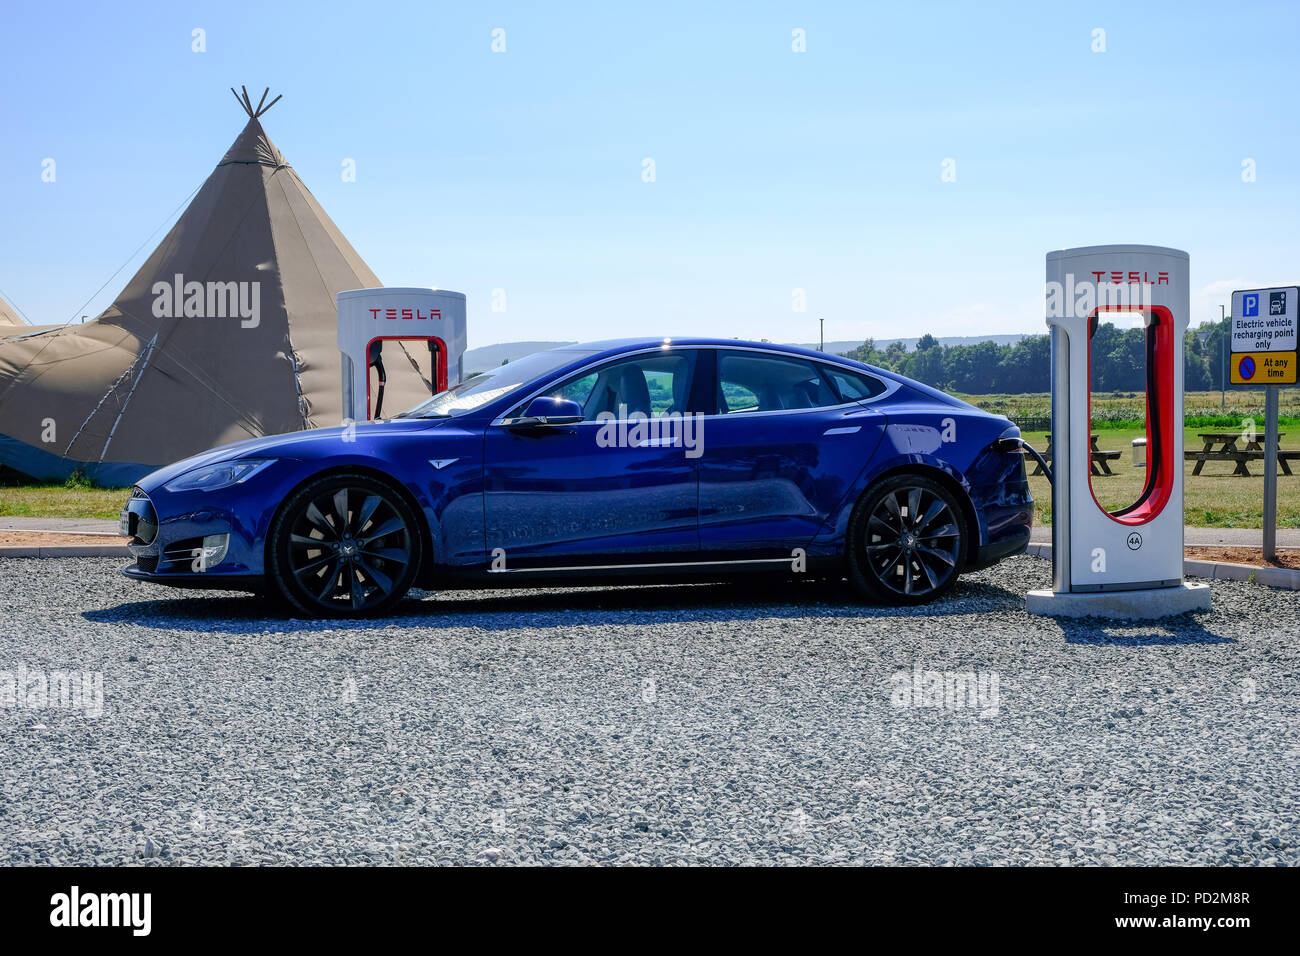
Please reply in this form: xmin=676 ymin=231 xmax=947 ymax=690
xmin=269 ymin=473 xmax=421 ymax=617
xmin=847 ymin=474 xmax=967 ymax=605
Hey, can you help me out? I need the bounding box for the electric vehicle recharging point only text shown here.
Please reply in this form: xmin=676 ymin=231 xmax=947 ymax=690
xmin=1027 ymin=245 xmax=1211 ymax=619
xmin=337 ymin=288 xmax=467 ymax=423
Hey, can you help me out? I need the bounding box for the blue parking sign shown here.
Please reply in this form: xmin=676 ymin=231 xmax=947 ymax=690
xmin=1243 ymin=293 xmax=1259 ymax=316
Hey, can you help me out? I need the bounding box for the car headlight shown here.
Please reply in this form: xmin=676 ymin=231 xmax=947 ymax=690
xmin=163 ymin=458 xmax=274 ymax=493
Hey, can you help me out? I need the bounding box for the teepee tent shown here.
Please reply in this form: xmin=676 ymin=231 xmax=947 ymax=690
xmin=0 ymin=89 xmax=433 ymax=485
xmin=0 ymin=294 xmax=25 ymax=327
xmin=0 ymin=293 xmax=62 ymax=342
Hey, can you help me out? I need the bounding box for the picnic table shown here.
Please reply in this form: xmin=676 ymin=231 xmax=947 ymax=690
xmin=1024 ymin=433 xmax=1123 ymax=477
xmin=1186 ymin=432 xmax=1296 ymax=477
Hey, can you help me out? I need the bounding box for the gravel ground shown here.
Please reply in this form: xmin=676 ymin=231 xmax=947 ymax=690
xmin=0 ymin=555 xmax=1296 ymax=866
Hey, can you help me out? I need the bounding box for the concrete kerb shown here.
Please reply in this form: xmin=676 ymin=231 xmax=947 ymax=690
xmin=1025 ymin=542 xmax=1300 ymax=590
xmin=0 ymin=546 xmax=131 ymax=558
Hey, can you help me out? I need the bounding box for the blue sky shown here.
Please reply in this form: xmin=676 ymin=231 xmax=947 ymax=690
xmin=2 ymin=0 xmax=1297 ymax=349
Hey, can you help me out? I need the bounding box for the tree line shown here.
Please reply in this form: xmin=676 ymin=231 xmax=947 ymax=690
xmin=842 ymin=317 xmax=1240 ymax=395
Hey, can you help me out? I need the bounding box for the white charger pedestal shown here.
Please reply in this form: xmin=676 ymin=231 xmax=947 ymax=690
xmin=1027 ymin=245 xmax=1210 ymax=620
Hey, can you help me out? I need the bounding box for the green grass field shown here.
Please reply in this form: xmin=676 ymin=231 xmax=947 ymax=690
xmin=2 ymin=389 xmax=1297 ymax=529
xmin=1017 ymin=428 xmax=1300 ymax=529
xmin=0 ymin=483 xmax=131 ymax=520
xmin=960 ymin=389 xmax=1300 ymax=429
xmin=954 ymin=390 xmax=1299 ymax=529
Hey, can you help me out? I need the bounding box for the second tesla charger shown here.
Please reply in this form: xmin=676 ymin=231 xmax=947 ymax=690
xmin=337 ymin=288 xmax=467 ymax=422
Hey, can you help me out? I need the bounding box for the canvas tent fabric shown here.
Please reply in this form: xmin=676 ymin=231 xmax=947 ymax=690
xmin=0 ymin=100 xmax=434 ymax=485
xmin=0 ymin=295 xmax=24 ymax=326
xmin=0 ymin=298 xmax=62 ymax=342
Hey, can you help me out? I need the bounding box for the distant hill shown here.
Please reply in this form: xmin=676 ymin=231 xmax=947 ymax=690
xmin=461 ymin=334 xmax=1029 ymax=374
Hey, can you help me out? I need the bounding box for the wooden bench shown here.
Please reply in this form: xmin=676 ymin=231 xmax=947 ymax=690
xmin=1188 ymin=432 xmax=1290 ymax=477
xmin=1023 ymin=434 xmax=1123 ymax=477
xmin=1094 ymin=450 xmax=1123 ymax=475
xmin=1183 ymin=449 xmax=1300 ymax=477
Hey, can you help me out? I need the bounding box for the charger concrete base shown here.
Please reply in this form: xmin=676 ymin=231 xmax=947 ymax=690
xmin=1026 ymin=583 xmax=1211 ymax=620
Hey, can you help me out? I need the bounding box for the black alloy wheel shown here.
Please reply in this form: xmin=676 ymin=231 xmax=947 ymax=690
xmin=270 ymin=473 xmax=421 ymax=617
xmin=847 ymin=474 xmax=966 ymax=605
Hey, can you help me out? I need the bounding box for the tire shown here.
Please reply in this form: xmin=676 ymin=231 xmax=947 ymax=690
xmin=268 ymin=472 xmax=422 ymax=617
xmin=846 ymin=474 xmax=968 ymax=605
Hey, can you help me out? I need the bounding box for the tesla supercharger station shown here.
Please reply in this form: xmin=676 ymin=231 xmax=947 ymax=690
xmin=1027 ymin=245 xmax=1211 ymax=618
xmin=337 ymin=288 xmax=467 ymax=422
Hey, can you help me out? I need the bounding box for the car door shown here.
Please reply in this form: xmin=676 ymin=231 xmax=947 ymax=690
xmin=697 ymin=349 xmax=888 ymax=558
xmin=482 ymin=348 xmax=704 ymax=569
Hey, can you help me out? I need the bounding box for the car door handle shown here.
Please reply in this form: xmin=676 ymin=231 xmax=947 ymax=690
xmin=823 ymin=426 xmax=861 ymax=436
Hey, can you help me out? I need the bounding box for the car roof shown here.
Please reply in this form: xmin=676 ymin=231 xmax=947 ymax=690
xmin=547 ymin=336 xmax=920 ymax=385
xmin=546 ymin=337 xmax=978 ymax=411
xmin=546 ymin=336 xmax=859 ymax=365
xmin=463 ymin=336 xmax=979 ymax=419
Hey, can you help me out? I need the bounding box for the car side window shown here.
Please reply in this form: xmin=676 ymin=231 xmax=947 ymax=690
xmin=716 ymin=351 xmax=840 ymax=413
xmin=521 ymin=351 xmax=699 ymax=422
xmin=821 ymin=364 xmax=887 ymax=401
xmin=553 ymin=372 xmax=597 ymax=407
xmin=720 ymin=379 xmax=759 ymax=414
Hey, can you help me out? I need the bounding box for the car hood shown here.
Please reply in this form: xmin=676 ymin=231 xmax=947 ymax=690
xmin=136 ymin=418 xmax=450 ymax=491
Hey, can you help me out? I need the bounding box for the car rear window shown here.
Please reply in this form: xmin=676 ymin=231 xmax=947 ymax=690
xmin=821 ymin=365 xmax=888 ymax=402
xmin=717 ymin=351 xmax=840 ymax=412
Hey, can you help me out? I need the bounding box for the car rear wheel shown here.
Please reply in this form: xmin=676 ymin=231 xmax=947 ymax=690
xmin=847 ymin=474 xmax=967 ymax=605
xmin=269 ymin=473 xmax=421 ymax=617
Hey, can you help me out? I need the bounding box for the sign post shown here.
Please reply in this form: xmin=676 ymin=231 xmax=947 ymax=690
xmin=1230 ymin=286 xmax=1298 ymax=561
xmin=1264 ymin=386 xmax=1279 ymax=559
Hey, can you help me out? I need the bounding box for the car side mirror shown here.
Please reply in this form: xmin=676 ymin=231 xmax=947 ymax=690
xmin=508 ymin=396 xmax=584 ymax=428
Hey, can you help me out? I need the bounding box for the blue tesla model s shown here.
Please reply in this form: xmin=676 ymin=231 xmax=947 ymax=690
xmin=121 ymin=338 xmax=1032 ymax=615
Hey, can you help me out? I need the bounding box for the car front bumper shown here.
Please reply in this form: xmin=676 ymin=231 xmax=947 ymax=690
xmin=119 ymin=485 xmax=266 ymax=590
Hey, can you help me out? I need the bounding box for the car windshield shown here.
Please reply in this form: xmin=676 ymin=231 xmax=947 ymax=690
xmin=398 ymin=348 xmax=599 ymax=418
